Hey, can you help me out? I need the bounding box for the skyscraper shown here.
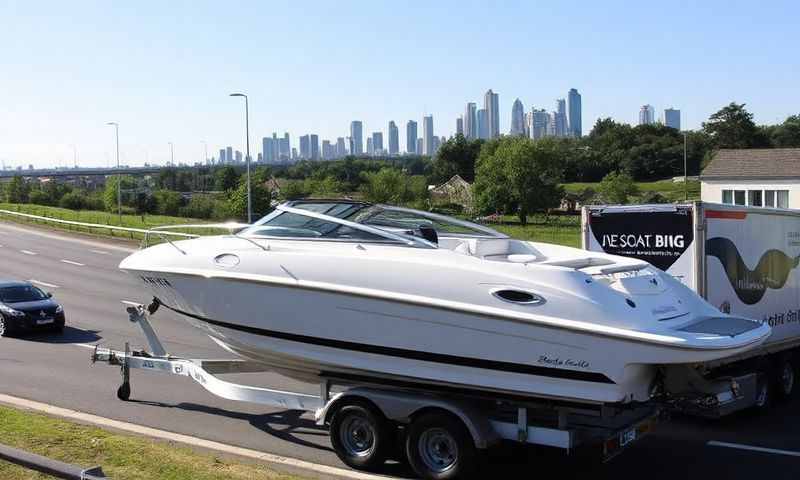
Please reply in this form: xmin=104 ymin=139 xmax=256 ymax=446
xmin=235 ymin=150 xmax=242 ymax=163
xmin=366 ymin=137 xmax=373 ymax=155
xmin=299 ymin=135 xmax=310 ymax=159
xmin=528 ymin=109 xmax=549 ymax=140
xmin=350 ymin=121 xmax=363 ymax=155
xmin=465 ymin=102 xmax=477 ymax=139
xmin=406 ymin=120 xmax=418 ymax=154
xmin=484 ymin=89 xmax=499 ymax=138
xmin=416 ymin=138 xmax=423 ymax=155
xmin=262 ymin=137 xmax=272 ymax=163
xmin=510 ymin=98 xmax=525 ymax=136
xmin=639 ymin=105 xmax=655 ymax=125
xmin=567 ymin=88 xmax=582 ymax=137
xmin=477 ymin=109 xmax=488 ymax=140
xmin=555 ymin=99 xmax=567 ymax=137
xmin=388 ymin=121 xmax=399 ymax=155
xmin=372 ymin=132 xmax=383 ymax=153
xmin=456 ymin=116 xmax=464 ymax=136
xmin=280 ymin=133 xmax=290 ymax=162
xmin=219 ymin=148 xmax=226 ymax=164
xmin=226 ymin=146 xmax=233 ymax=165
xmin=336 ymin=137 xmax=347 ymax=158
xmin=423 ymin=115 xmax=434 ymax=156
xmin=310 ymin=134 xmax=319 ymax=160
xmin=664 ymin=108 xmax=681 ymax=130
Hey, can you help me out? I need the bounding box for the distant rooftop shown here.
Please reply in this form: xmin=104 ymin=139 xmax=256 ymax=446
xmin=701 ymin=148 xmax=800 ymax=179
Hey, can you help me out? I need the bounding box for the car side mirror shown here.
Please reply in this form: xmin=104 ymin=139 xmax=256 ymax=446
xmin=46 ymin=292 xmax=53 ymax=298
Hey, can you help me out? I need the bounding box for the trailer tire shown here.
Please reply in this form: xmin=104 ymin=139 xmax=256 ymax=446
xmin=117 ymin=382 xmax=131 ymax=401
xmin=329 ymin=400 xmax=391 ymax=471
xmin=774 ymin=355 xmax=796 ymax=400
xmin=754 ymin=373 xmax=771 ymax=409
xmin=405 ymin=412 xmax=477 ymax=480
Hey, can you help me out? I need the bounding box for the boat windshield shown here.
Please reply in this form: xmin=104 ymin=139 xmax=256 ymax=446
xmin=239 ymin=201 xmax=506 ymax=245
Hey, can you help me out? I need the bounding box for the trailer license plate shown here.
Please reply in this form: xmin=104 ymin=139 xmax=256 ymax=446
xmin=37 ymin=318 xmax=54 ymax=325
xmin=620 ymin=428 xmax=636 ymax=447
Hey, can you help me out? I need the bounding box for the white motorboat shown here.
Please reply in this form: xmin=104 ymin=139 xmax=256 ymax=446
xmin=120 ymin=200 xmax=771 ymax=404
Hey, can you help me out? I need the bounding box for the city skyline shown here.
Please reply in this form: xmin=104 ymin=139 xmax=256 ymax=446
xmin=2 ymin=2 xmax=797 ymax=167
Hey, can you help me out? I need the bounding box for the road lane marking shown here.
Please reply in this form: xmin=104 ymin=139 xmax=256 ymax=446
xmin=28 ymin=279 xmax=60 ymax=289
xmin=0 ymin=393 xmax=386 ymax=480
xmin=90 ymin=249 xmax=111 ymax=255
xmin=60 ymin=259 xmax=85 ymax=267
xmin=20 ymin=250 xmax=37 ymax=255
xmin=707 ymin=441 xmax=800 ymax=457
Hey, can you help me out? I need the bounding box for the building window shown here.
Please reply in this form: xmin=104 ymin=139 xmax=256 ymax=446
xmin=765 ymin=190 xmax=776 ymax=207
xmin=722 ymin=190 xmax=733 ymax=204
xmin=777 ymin=190 xmax=789 ymax=208
xmin=748 ymin=190 xmax=763 ymax=207
xmin=734 ymin=190 xmax=746 ymax=206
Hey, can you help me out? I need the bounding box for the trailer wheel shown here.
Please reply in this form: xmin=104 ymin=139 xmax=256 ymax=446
xmin=329 ymin=400 xmax=391 ymax=471
xmin=117 ymin=382 xmax=131 ymax=401
xmin=754 ymin=373 xmax=771 ymax=409
xmin=775 ymin=356 xmax=796 ymax=399
xmin=405 ymin=412 xmax=477 ymax=480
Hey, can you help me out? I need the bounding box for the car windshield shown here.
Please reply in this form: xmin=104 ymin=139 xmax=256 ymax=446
xmin=0 ymin=285 xmax=48 ymax=303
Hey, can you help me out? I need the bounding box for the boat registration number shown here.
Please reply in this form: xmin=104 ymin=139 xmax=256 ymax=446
xmin=36 ymin=318 xmax=54 ymax=325
xmin=620 ymin=428 xmax=637 ymax=447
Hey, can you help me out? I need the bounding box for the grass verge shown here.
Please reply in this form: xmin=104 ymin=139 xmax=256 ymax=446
xmin=0 ymin=404 xmax=304 ymax=480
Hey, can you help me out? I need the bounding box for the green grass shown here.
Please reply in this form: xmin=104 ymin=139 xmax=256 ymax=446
xmin=0 ymin=203 xmax=228 ymax=242
xmin=563 ymin=179 xmax=700 ymax=202
xmin=488 ymin=214 xmax=582 ymax=248
xmin=0 ymin=405 xmax=305 ymax=480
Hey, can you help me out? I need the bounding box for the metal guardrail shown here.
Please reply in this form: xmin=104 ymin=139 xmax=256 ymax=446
xmin=0 ymin=208 xmax=198 ymax=239
xmin=0 ymin=442 xmax=108 ymax=479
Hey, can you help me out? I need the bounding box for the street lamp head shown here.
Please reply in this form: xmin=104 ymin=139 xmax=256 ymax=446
xmin=106 ymin=122 xmax=118 ymax=126
xmin=229 ymin=93 xmax=246 ymax=98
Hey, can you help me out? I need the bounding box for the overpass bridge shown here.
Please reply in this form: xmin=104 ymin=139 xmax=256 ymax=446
xmin=0 ymin=166 xmax=166 ymax=179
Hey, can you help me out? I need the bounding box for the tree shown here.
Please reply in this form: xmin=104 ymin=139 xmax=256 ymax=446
xmin=5 ymin=176 xmax=29 ymax=203
xmin=360 ymin=168 xmax=414 ymax=204
xmin=770 ymin=114 xmax=800 ymax=147
xmin=598 ymin=172 xmax=639 ymax=204
xmin=473 ymin=137 xmax=564 ymax=224
xmin=432 ymin=134 xmax=483 ymax=183
xmin=59 ymin=191 xmax=87 ymax=210
xmin=214 ymin=166 xmax=239 ymax=192
xmin=306 ymin=176 xmax=343 ymax=197
xmin=103 ymin=175 xmax=137 ymax=212
xmin=227 ymin=178 xmax=272 ymax=221
xmin=153 ymin=189 xmax=183 ymax=216
xmin=702 ymin=102 xmax=768 ymax=148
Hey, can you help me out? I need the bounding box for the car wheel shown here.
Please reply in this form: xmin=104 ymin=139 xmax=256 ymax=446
xmin=0 ymin=315 xmax=14 ymax=338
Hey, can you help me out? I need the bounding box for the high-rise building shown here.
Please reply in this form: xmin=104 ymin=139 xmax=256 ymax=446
xmin=336 ymin=137 xmax=347 ymax=157
xmin=477 ymin=109 xmax=488 ymax=139
xmin=567 ymin=88 xmax=582 ymax=137
xmin=555 ymin=99 xmax=568 ymax=137
xmin=528 ymin=108 xmax=550 ymax=140
xmin=456 ymin=116 xmax=464 ymax=136
xmin=665 ymin=108 xmax=681 ymax=130
xmin=388 ymin=121 xmax=399 ymax=155
xmin=322 ymin=140 xmax=332 ymax=160
xmin=423 ymin=115 xmax=434 ymax=156
xmin=372 ymin=132 xmax=383 ymax=154
xmin=350 ymin=121 xmax=363 ymax=155
xmin=406 ymin=120 xmax=418 ymax=154
xmin=235 ymin=150 xmax=243 ymax=163
xmin=291 ymin=147 xmax=298 ymax=160
xmin=262 ymin=137 xmax=271 ymax=163
xmin=226 ymin=146 xmax=233 ymax=165
xmin=310 ymin=134 xmax=319 ymax=160
xmin=219 ymin=148 xmax=226 ymax=164
xmin=280 ymin=133 xmax=290 ymax=161
xmin=366 ymin=137 xmax=374 ymax=155
xmin=416 ymin=137 xmax=423 ymax=155
xmin=432 ymin=136 xmax=441 ymax=155
xmin=465 ymin=102 xmax=477 ymax=139
xmin=510 ymin=98 xmax=525 ymax=136
xmin=639 ymin=105 xmax=655 ymax=125
xmin=299 ymin=135 xmax=310 ymax=159
xmin=484 ymin=89 xmax=499 ymax=138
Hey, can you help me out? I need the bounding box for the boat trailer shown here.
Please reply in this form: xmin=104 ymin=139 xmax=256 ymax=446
xmin=91 ymin=301 xmax=660 ymax=478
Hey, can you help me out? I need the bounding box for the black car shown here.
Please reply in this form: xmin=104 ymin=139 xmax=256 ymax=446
xmin=0 ymin=280 xmax=65 ymax=337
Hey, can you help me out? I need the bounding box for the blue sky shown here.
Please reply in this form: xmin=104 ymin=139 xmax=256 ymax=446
xmin=1 ymin=0 xmax=797 ymax=168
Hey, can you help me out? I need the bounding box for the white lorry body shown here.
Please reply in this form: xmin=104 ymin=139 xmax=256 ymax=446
xmin=583 ymin=202 xmax=800 ymax=415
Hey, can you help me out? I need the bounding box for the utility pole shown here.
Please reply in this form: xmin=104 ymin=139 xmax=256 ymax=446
xmin=106 ymin=122 xmax=121 ymax=223
xmin=230 ymin=93 xmax=252 ymax=223
xmin=683 ymin=132 xmax=688 ymax=201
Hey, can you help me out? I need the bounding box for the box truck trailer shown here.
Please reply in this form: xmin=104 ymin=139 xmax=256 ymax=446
xmin=582 ymin=202 xmax=800 ymax=416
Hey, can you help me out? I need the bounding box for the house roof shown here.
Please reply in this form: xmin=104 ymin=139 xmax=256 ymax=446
xmin=701 ymin=148 xmax=800 ymax=180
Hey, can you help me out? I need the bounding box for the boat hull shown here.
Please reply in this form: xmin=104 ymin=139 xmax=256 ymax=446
xmin=133 ymin=269 xmax=764 ymax=404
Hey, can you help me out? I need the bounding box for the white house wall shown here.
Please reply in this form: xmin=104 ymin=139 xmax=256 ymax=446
xmin=701 ymin=179 xmax=800 ymax=209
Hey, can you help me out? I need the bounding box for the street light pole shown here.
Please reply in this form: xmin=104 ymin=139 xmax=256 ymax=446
xmin=168 ymin=142 xmax=174 ymax=167
xmin=230 ymin=93 xmax=252 ymax=223
xmin=71 ymin=145 xmax=78 ymax=169
xmin=683 ymin=132 xmax=688 ymax=201
xmin=106 ymin=122 xmax=121 ymax=223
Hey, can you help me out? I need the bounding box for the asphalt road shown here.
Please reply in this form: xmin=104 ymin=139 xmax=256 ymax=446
xmin=0 ymin=220 xmax=798 ymax=479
